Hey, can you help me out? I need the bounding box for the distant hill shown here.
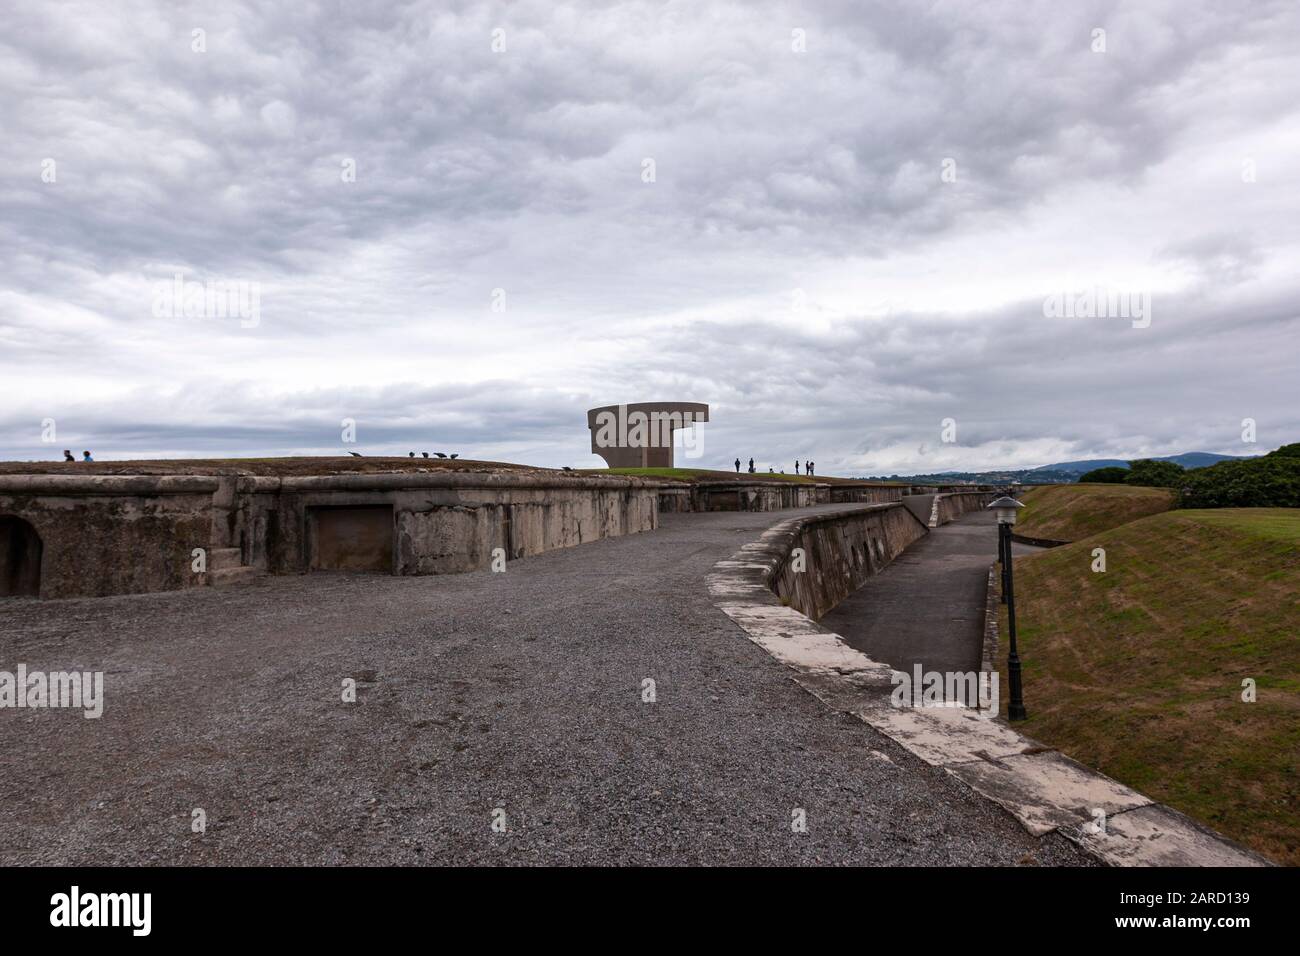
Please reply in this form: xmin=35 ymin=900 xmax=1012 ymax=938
xmin=862 ymin=468 xmax=1078 ymax=484
xmin=1036 ymin=452 xmax=1253 ymax=474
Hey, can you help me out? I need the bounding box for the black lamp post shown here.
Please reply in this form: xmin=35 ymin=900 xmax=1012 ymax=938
xmin=989 ymin=495 xmax=1027 ymax=721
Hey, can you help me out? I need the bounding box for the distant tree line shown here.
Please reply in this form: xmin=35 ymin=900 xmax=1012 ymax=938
xmin=1079 ymin=443 xmax=1300 ymax=508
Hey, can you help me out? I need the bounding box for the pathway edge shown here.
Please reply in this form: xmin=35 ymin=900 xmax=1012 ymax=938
xmin=706 ymin=508 xmax=1271 ymax=868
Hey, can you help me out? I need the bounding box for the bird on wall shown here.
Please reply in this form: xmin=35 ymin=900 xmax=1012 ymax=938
xmin=421 ymin=452 xmax=429 ymax=458
xmin=449 ymin=454 xmax=458 ymax=459
xmin=348 ymin=451 xmax=363 ymax=457
xmin=435 ymin=452 xmax=447 ymax=458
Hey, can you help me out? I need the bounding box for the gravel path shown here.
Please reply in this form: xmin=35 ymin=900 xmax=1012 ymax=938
xmin=0 ymin=505 xmax=1092 ymax=865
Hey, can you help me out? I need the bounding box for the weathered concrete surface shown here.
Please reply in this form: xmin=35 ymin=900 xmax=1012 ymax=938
xmin=0 ymin=505 xmax=1094 ymax=866
xmin=231 ymin=473 xmax=661 ymax=578
xmin=0 ymin=471 xmax=660 ymax=598
xmin=902 ymin=494 xmax=935 ymax=526
xmin=946 ymin=751 xmax=1152 ymax=838
xmin=311 ymin=506 xmax=394 ymax=572
xmin=768 ymin=504 xmax=928 ymax=621
xmin=933 ymin=492 xmax=994 ymax=525
xmin=899 ymin=491 xmax=992 ymax=530
xmin=827 ymin=484 xmax=905 ymax=504
xmin=692 ymin=481 xmax=826 ymax=512
xmin=656 ymin=486 xmax=693 ymax=513
xmin=656 ymin=481 xmax=905 ymax=514
xmin=820 ymin=509 xmax=1001 ymax=675
xmin=0 ymin=476 xmax=220 ymax=599
xmin=707 ymin=507 xmax=1269 ymax=867
xmin=1074 ymin=804 xmax=1276 ymax=866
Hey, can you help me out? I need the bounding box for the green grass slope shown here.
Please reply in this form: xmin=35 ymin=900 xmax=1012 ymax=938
xmin=1016 ymin=483 xmax=1176 ymax=542
xmin=998 ymin=508 xmax=1300 ymax=864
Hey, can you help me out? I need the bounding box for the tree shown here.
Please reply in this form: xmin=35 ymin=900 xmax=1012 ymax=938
xmin=1078 ymin=466 xmax=1129 ymax=484
xmin=1125 ymin=458 xmax=1185 ymax=488
xmin=1181 ymin=456 xmax=1300 ymax=508
xmin=1265 ymin=442 xmax=1300 ymax=459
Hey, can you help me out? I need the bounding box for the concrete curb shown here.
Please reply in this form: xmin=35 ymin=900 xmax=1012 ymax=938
xmin=981 ymin=565 xmax=1000 ymax=676
xmin=708 ymin=510 xmax=1271 ymax=867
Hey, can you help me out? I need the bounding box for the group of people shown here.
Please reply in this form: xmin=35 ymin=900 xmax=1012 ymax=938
xmin=733 ymin=457 xmax=815 ymax=475
xmin=63 ymin=450 xmax=93 ymax=462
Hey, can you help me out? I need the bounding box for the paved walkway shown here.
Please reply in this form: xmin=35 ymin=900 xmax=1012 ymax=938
xmin=821 ymin=509 xmax=1037 ymax=675
xmin=0 ymin=506 xmax=1089 ymax=866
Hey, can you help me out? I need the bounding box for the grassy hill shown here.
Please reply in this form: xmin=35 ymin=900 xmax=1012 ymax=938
xmin=997 ymin=508 xmax=1300 ymax=864
xmin=1016 ymin=483 xmax=1176 ymax=542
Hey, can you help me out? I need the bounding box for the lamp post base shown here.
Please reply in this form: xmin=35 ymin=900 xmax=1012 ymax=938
xmin=1008 ymin=658 xmax=1027 ymax=721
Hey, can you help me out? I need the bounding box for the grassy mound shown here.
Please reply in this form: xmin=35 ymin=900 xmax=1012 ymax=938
xmin=997 ymin=508 xmax=1300 ymax=864
xmin=1016 ymin=483 xmax=1176 ymax=542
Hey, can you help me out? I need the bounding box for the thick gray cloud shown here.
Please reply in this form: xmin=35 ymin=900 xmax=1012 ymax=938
xmin=2 ymin=0 xmax=1297 ymax=472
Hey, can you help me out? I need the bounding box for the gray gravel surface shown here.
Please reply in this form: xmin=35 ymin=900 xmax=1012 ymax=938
xmin=0 ymin=506 xmax=1094 ymax=866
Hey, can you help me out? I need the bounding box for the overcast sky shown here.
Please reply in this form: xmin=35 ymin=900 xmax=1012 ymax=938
xmin=2 ymin=0 xmax=1297 ymax=474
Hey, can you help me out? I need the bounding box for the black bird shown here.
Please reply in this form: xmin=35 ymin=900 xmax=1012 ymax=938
xmin=408 ymin=451 xmax=415 ymax=458
xmin=348 ymin=451 xmax=362 ymax=457
xmin=435 ymin=452 xmax=447 ymax=459
xmin=449 ymin=453 xmax=458 ymax=459
xmin=422 ymin=452 xmax=429 ymax=458
xmin=561 ymin=466 xmax=572 ymax=472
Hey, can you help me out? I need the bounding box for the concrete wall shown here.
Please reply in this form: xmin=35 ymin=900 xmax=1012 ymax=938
xmin=827 ymin=484 xmax=906 ymax=504
xmin=769 ymin=503 xmax=929 ymax=620
xmin=0 ymin=476 xmax=219 ymax=599
xmin=228 ymin=473 xmax=659 ymax=576
xmin=693 ymin=481 xmax=826 ymax=512
xmin=657 ymin=487 xmax=693 ymax=513
xmin=653 ymin=481 xmax=905 ymax=513
xmin=934 ymin=491 xmax=995 ymax=524
xmin=902 ymin=491 xmax=995 ymax=528
xmin=0 ymin=471 xmax=659 ymax=598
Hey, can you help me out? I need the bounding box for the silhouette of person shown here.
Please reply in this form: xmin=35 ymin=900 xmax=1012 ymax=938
xmin=795 ymin=460 xmax=801 ymax=475
xmin=808 ymin=461 xmax=815 ymax=476
xmin=734 ymin=457 xmax=740 ymax=473
xmin=748 ymin=457 xmax=755 ymax=473
xmin=62 ymin=449 xmax=74 ymax=462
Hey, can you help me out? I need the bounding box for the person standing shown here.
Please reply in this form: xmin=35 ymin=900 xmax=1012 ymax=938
xmin=807 ymin=461 xmax=815 ymax=476
xmin=748 ymin=457 xmax=754 ymax=473
xmin=734 ymin=457 xmax=741 ymax=473
xmin=794 ymin=460 xmax=801 ymax=475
